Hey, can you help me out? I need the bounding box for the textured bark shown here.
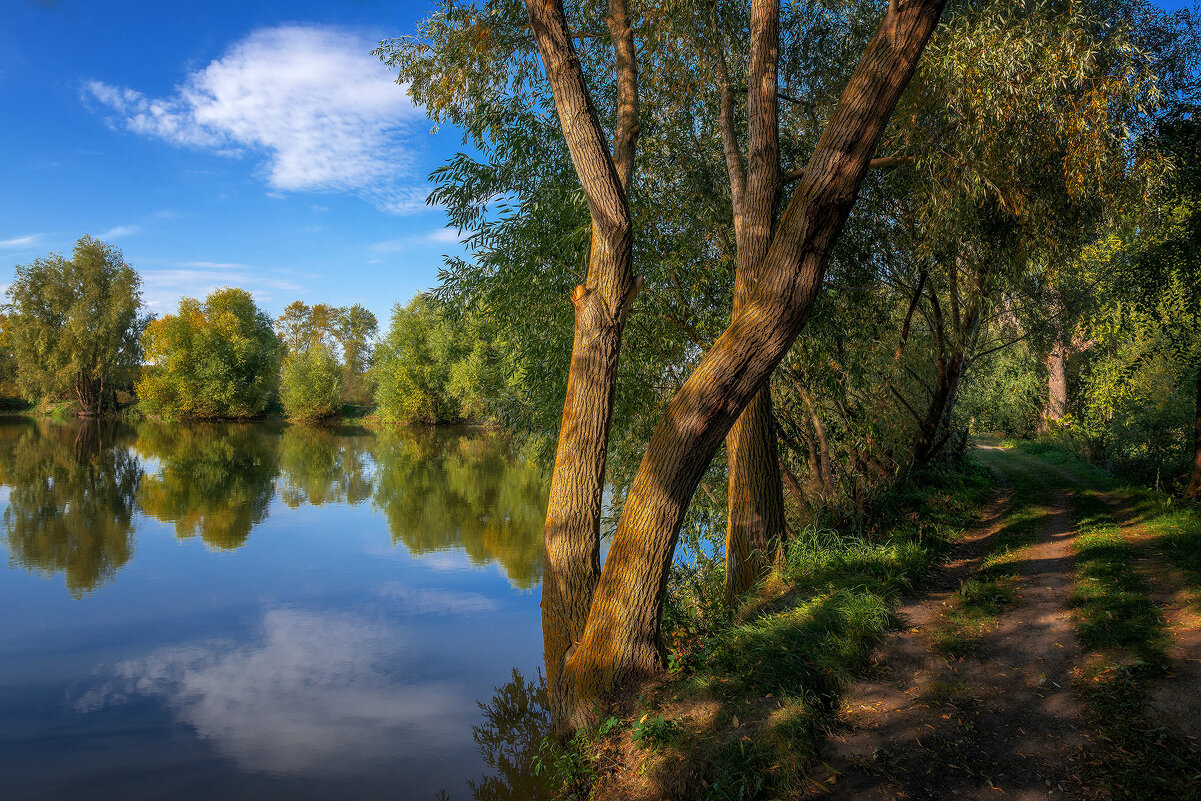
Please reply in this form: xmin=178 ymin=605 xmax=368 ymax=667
xmin=554 ymin=0 xmax=948 ymax=729
xmin=913 ymin=283 xmax=979 ymax=465
xmin=1043 ymin=338 xmax=1069 ymax=426
xmin=526 ymin=0 xmax=641 ymax=732
xmin=1041 ymin=285 xmax=1069 ymax=431
xmin=1186 ymin=367 xmax=1201 ymax=500
xmin=717 ymin=0 xmax=789 ymax=601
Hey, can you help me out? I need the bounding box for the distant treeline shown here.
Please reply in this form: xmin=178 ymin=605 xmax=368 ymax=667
xmin=0 ymin=235 xmax=516 ymax=425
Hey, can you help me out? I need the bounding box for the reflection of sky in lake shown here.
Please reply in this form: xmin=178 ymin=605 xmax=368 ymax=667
xmin=76 ymin=608 xmax=475 ymax=776
xmin=0 ymin=419 xmax=546 ymax=801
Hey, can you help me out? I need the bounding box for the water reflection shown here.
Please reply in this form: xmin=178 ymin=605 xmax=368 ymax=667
xmin=0 ymin=417 xmax=551 ymax=799
xmin=75 ymin=608 xmax=475 ymax=776
xmin=0 ymin=418 xmax=546 ymax=592
xmin=0 ymin=419 xmax=141 ymax=598
xmin=467 ymin=669 xmax=553 ymax=801
xmin=278 ymin=426 xmax=374 ymax=508
xmin=372 ymin=429 xmax=546 ymax=589
xmin=135 ymin=422 xmax=281 ymax=550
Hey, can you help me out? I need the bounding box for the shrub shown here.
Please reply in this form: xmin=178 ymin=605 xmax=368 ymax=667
xmin=280 ymin=343 xmax=343 ymax=422
xmin=138 ymin=287 xmax=280 ymax=419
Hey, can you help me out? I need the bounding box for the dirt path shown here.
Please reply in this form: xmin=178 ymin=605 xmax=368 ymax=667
xmin=807 ymin=456 xmax=1090 ymax=800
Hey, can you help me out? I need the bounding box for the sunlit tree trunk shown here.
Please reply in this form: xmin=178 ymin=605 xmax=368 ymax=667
xmin=525 ymin=0 xmax=642 ymax=732
xmin=552 ymin=0 xmax=948 ymax=730
xmin=713 ymin=0 xmax=788 ymax=601
xmin=1042 ymin=337 xmax=1069 ymax=427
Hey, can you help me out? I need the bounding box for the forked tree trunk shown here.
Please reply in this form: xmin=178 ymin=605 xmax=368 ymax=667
xmin=1186 ymin=366 xmax=1201 ymax=500
xmin=716 ymin=0 xmax=788 ymax=601
xmin=552 ymin=0 xmax=948 ymax=730
xmin=526 ymin=0 xmax=641 ymax=731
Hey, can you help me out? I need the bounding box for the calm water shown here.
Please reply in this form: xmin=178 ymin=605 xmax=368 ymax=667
xmin=0 ymin=417 xmax=549 ymax=801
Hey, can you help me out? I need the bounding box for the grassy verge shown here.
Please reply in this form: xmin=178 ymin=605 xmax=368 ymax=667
xmin=926 ymin=448 xmax=1062 ymax=658
xmin=1002 ymin=440 xmax=1201 ymax=800
xmin=553 ymin=462 xmax=995 ymax=800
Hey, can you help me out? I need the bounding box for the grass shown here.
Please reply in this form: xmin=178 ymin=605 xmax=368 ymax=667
xmin=1000 ymin=440 xmax=1201 ymax=800
xmin=580 ymin=461 xmax=995 ymax=800
xmin=1070 ymin=488 xmax=1199 ymax=801
xmin=927 ymin=447 xmax=1060 ymax=658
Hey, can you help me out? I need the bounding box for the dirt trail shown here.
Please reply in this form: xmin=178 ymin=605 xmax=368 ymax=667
xmin=807 ymin=457 xmax=1090 ymax=800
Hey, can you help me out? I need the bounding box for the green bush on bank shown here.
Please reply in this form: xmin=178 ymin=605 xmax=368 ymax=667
xmin=373 ymin=294 xmax=516 ymax=425
xmin=138 ymin=287 xmax=281 ymax=420
xmin=280 ymin=343 xmax=344 ymax=423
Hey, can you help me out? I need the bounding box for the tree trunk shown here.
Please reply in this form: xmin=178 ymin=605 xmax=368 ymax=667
xmin=525 ymin=0 xmax=641 ymax=732
xmin=1042 ymin=337 xmax=1068 ymax=428
xmin=725 ymin=390 xmax=786 ymax=600
xmin=552 ymin=0 xmax=947 ymax=730
xmin=1186 ymin=366 xmax=1201 ymax=500
xmin=717 ymin=0 xmax=788 ymax=601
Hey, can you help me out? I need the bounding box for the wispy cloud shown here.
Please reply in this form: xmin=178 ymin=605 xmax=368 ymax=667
xmin=138 ymin=259 xmax=304 ymax=313
xmin=370 ymin=227 xmax=466 ymax=253
xmin=99 ymin=224 xmax=140 ymax=239
xmin=0 ymin=234 xmax=40 ymax=249
xmin=84 ymin=25 xmax=427 ymax=214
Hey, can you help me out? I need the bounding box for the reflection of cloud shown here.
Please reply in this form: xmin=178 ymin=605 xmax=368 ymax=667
xmin=377 ymin=583 xmax=498 ymax=614
xmin=76 ymin=608 xmax=471 ymax=775
xmin=84 ymin=25 xmax=427 ymax=213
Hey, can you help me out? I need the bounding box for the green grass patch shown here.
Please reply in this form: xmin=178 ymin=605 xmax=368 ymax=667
xmin=927 ymin=447 xmax=1061 ymax=658
xmin=598 ymin=459 xmax=996 ymax=800
xmin=1070 ymin=492 xmax=1169 ymax=665
xmin=1001 ymin=444 xmax=1201 ymax=800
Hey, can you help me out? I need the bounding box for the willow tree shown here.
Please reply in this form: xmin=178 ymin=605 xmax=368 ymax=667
xmin=5 ymin=236 xmax=145 ymax=416
xmin=538 ymin=0 xmax=947 ymax=728
xmin=385 ymin=0 xmax=946 ymax=728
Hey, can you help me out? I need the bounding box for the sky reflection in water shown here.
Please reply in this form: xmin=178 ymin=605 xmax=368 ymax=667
xmin=0 ymin=417 xmax=548 ymax=801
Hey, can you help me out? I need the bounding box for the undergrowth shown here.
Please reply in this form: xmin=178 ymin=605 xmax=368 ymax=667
xmin=1002 ymin=440 xmax=1201 ymax=800
xmin=580 ymin=460 xmax=994 ymax=800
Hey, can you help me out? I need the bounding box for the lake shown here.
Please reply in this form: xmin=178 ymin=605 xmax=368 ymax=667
xmin=0 ymin=417 xmax=550 ymax=801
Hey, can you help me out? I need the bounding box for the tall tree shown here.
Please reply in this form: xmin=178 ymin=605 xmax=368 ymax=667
xmin=5 ymin=236 xmax=145 ymax=416
xmin=525 ymin=0 xmax=947 ymax=729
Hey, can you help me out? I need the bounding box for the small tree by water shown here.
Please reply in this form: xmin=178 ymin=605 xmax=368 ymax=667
xmin=138 ymin=287 xmax=281 ymax=420
xmin=280 ymin=342 xmax=344 ymax=422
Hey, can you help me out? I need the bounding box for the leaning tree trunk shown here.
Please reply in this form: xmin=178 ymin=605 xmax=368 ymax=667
xmin=1186 ymin=366 xmax=1201 ymax=500
xmin=526 ymin=0 xmax=641 ymax=732
xmin=716 ymin=0 xmax=788 ymax=601
xmin=552 ymin=0 xmax=948 ymax=730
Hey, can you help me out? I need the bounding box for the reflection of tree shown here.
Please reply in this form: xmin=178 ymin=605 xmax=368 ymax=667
xmin=277 ymin=426 xmax=374 ymax=507
xmin=0 ymin=418 xmax=141 ymax=598
xmin=371 ymin=429 xmax=547 ymax=588
xmin=135 ymin=422 xmax=280 ymax=550
xmin=466 ymin=669 xmax=552 ymax=801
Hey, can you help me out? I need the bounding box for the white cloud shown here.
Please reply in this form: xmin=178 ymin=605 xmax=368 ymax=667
xmin=99 ymin=224 xmax=140 ymax=239
xmin=370 ymin=227 xmax=466 ymax=253
xmin=85 ymin=25 xmax=426 ymax=213
xmin=75 ymin=608 xmax=475 ymax=775
xmin=0 ymin=234 xmax=40 ymax=249
xmin=137 ymin=260 xmax=304 ymax=313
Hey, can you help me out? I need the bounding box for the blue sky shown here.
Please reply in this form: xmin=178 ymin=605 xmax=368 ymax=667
xmin=0 ymin=0 xmax=466 ymax=323
xmin=0 ymin=0 xmax=1194 ymax=324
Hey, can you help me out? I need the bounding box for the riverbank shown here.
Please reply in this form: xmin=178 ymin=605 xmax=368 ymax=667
xmin=541 ymin=442 xmax=1201 ymax=800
